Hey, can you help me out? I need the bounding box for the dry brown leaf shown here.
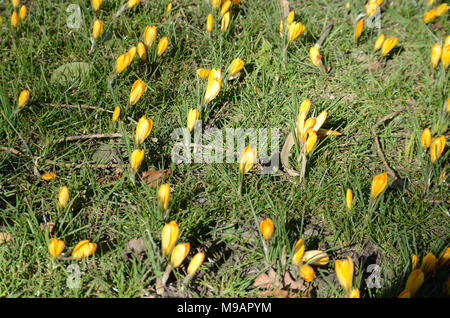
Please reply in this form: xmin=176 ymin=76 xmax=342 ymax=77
xmin=258 ymin=286 xmax=289 ymax=298
xmin=40 ymin=222 xmax=55 ymax=234
xmin=122 ymin=238 xmax=146 ymax=261
xmin=142 ymin=169 xmax=171 ymax=187
xmin=0 ymin=232 xmax=11 ymax=244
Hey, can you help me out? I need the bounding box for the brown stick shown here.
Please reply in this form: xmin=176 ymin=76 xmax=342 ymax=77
xmin=371 ymin=108 xmax=406 ymax=180
xmin=54 ymin=133 xmax=123 ymax=144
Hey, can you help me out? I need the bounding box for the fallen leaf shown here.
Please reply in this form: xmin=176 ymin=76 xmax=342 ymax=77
xmin=258 ymin=286 xmax=289 ymax=298
xmin=0 ymin=232 xmax=11 ymax=244
xmin=122 ymin=238 xmax=146 ymax=261
xmin=142 ymin=169 xmax=171 ymax=187
xmin=40 ymin=222 xmax=55 ymax=234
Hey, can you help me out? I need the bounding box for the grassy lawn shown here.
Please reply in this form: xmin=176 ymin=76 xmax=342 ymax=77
xmin=0 ymin=0 xmax=448 ymax=298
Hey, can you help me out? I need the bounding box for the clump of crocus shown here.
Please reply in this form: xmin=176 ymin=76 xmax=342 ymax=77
xmin=129 ymin=79 xmax=145 ymax=106
xmin=238 ymin=145 xmax=257 ymax=195
xmin=135 ymin=115 xmax=153 ymax=146
xmin=58 ymin=185 xmax=69 ymax=209
xmin=72 ymin=240 xmax=97 ymax=259
xmin=48 ymin=238 xmax=65 ymax=258
xmin=158 ymin=183 xmax=171 ymax=218
xmin=203 ymin=68 xmax=222 ymax=104
xmin=187 ymin=108 xmax=199 ymax=132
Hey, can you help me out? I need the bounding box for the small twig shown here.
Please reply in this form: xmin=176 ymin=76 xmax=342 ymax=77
xmin=54 ymin=133 xmax=123 ymax=144
xmin=371 ymin=108 xmax=406 ymax=180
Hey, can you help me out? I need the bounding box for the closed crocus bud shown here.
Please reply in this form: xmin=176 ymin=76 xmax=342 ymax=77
xmin=161 ymin=220 xmax=179 ymax=256
xmin=424 ymin=9 xmax=437 ymax=23
xmin=197 ymin=68 xmax=210 ymax=79
xmin=354 ymin=18 xmax=364 ymax=42
xmin=187 ymin=108 xmax=199 ymax=132
xmin=239 ymin=146 xmax=257 ymax=174
xmin=11 ymin=11 xmax=18 ymax=28
xmin=302 ymin=250 xmax=329 ymax=266
xmin=335 ymin=256 xmax=354 ymax=292
xmin=259 ymin=218 xmax=274 ymax=241
xmin=127 ymin=0 xmax=141 ymax=9
xmin=93 ymin=19 xmax=103 ymax=40
xmin=92 ymin=0 xmax=102 ymax=12
xmin=300 ymin=264 xmax=315 ymax=282
xmin=12 ymin=0 xmax=20 ymax=10
xmin=370 ymin=172 xmax=388 ymax=200
xmin=144 ymin=26 xmax=157 ymax=48
xmin=381 ymin=37 xmax=398 ymax=56
xmin=430 ymin=136 xmax=446 ymax=164
xmin=442 ymin=44 xmax=449 ymax=69
xmin=116 ymin=52 xmax=131 ymax=74
xmin=112 ymin=106 xmax=120 ymax=122
xmin=17 ymin=89 xmax=30 ymax=110
xmin=436 ymin=3 xmax=449 ymax=17
xmin=130 ymin=149 xmax=145 ymax=172
xmin=398 ymin=289 xmax=411 ymax=298
xmin=421 ymin=128 xmax=432 ymax=148
xmin=438 ymin=247 xmax=449 ymax=267
xmin=170 ymin=243 xmax=190 ymax=268
xmin=305 ymin=132 xmax=317 ymax=155
xmin=128 ymin=46 xmax=137 ymax=61
xmin=412 ymin=254 xmax=419 ymax=271
xmin=421 ymin=252 xmax=438 ymax=274
xmin=212 ymin=0 xmax=221 ymax=10
xmin=187 ymin=252 xmax=205 ymax=276
xmin=204 ymin=68 xmax=222 ymax=104
xmin=228 ymin=58 xmax=244 ymax=77
xmin=72 ymin=240 xmax=97 ymax=259
xmin=48 ymin=238 xmax=65 ymax=258
xmin=220 ymin=0 xmax=231 ymax=17
xmin=221 ymin=11 xmax=230 ymax=32
xmin=288 ymin=21 xmax=305 ymax=42
xmin=292 ymin=238 xmax=305 ymax=265
xmin=58 ymin=186 xmax=69 ymax=209
xmin=206 ymin=14 xmax=213 ymax=32
xmin=166 ymin=2 xmax=172 ymax=14
xmin=135 ymin=115 xmax=153 ymax=146
xmin=431 ymin=43 xmax=442 ymax=69
xmin=157 ymin=36 xmax=168 ymax=57
xmin=346 ymin=188 xmax=353 ymax=211
xmin=445 ymin=35 xmax=450 ymax=48
xmin=405 ymin=269 xmax=424 ymax=296
xmin=374 ymin=33 xmax=384 ymax=51
xmin=19 ymin=5 xmax=26 ymax=20
xmin=309 ymin=46 xmax=322 ymax=68
xmin=137 ymin=42 xmax=146 ymax=62
xmin=129 ymin=80 xmax=145 ymax=106
xmin=279 ymin=19 xmax=284 ymax=37
xmin=158 ymin=183 xmax=171 ymax=211
xmin=287 ymin=11 xmax=295 ymax=25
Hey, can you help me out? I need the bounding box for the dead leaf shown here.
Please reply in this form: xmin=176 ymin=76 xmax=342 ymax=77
xmin=0 ymin=232 xmax=11 ymax=244
xmin=40 ymin=222 xmax=55 ymax=234
xmin=258 ymin=286 xmax=289 ymax=298
xmin=142 ymin=169 xmax=171 ymax=187
xmin=122 ymin=238 xmax=146 ymax=261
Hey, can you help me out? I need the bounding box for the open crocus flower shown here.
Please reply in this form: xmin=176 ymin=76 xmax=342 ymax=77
xmin=48 ymin=238 xmax=65 ymax=258
xmin=335 ymin=256 xmax=354 ymax=292
xmin=203 ymin=68 xmax=222 ymax=104
xmin=72 ymin=240 xmax=97 ymax=259
xmin=129 ymin=80 xmax=145 ymax=106
xmin=239 ymin=146 xmax=257 ymax=174
xmin=288 ymin=21 xmax=305 ymax=42
xmin=135 ymin=115 xmax=153 ymax=146
xmin=161 ymin=220 xmax=179 ymax=257
xmin=370 ymin=172 xmax=388 ymax=200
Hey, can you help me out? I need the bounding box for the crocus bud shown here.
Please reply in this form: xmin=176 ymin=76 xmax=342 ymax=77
xmin=374 ymin=33 xmax=384 ymax=51
xmin=300 ymin=264 xmax=315 ymax=282
xmin=129 ymin=79 xmax=145 ymax=106
xmin=348 ymin=288 xmax=360 ymax=298
xmin=17 ymin=89 xmax=30 ymax=110
xmin=221 ymin=11 xmax=230 ymax=32
xmin=303 ymin=118 xmax=316 ymax=135
xmin=239 ymin=145 xmax=257 ymax=174
xmin=135 ymin=115 xmax=153 ymax=146
xmin=72 ymin=240 xmax=97 ymax=259
xmin=158 ymin=183 xmax=170 ymax=211
xmin=206 ymin=14 xmax=213 ymax=32
xmin=204 ymin=68 xmax=222 ymax=104
xmin=137 ymin=42 xmax=146 ymax=62
xmin=411 ymin=254 xmax=419 ymax=271
xmin=187 ymin=108 xmax=199 ymax=132
xmin=144 ymin=26 xmax=157 ymax=48
xmin=279 ymin=19 xmax=284 ymax=37
xmin=431 ymin=43 xmax=442 ymax=69
xmin=112 ymin=106 xmax=120 ymax=122
xmin=166 ymin=2 xmax=172 ymax=14
xmin=309 ymin=45 xmax=323 ymax=69
xmin=398 ymin=289 xmax=411 ymax=298
xmin=19 ymin=5 xmax=26 ymax=20
xmin=370 ymin=172 xmax=388 ymax=200
xmin=228 ymin=58 xmax=244 ymax=77
xmin=41 ymin=172 xmax=56 ymax=181
xmin=48 ymin=238 xmax=65 ymax=258
xmin=442 ymin=44 xmax=449 ymax=69
xmin=287 ymin=11 xmax=295 ymax=25
xmin=335 ymin=256 xmax=354 ymax=291
xmin=438 ymin=247 xmax=449 ymax=267
xmin=197 ymin=68 xmax=210 ymax=79
xmin=170 ymin=243 xmax=190 ymax=268
xmin=259 ymin=218 xmax=274 ymax=240
xmin=116 ymin=52 xmax=131 ymax=74
xmin=346 ymin=188 xmax=353 ymax=211
xmin=157 ymin=36 xmax=168 ymax=57
xmin=305 ymin=132 xmax=317 ymax=155
xmin=58 ymin=186 xmax=69 ymax=209
xmin=220 ymin=0 xmax=231 ymax=17
xmin=130 ymin=149 xmax=144 ymax=172
xmin=92 ymin=0 xmax=102 ymax=12
xmin=430 ymin=136 xmax=445 ymax=164
xmin=288 ymin=21 xmax=305 ymax=42
xmin=302 ymin=250 xmax=329 ymax=266
xmin=161 ymin=220 xmax=179 ymax=256
xmin=421 ymin=252 xmax=437 ymax=274
xmin=12 ymin=0 xmax=20 ymax=10
xmin=421 ymin=128 xmax=431 ymax=149
xmin=292 ymin=238 xmax=305 ymax=265
xmin=11 ymin=11 xmax=18 ymax=28
xmin=381 ymin=37 xmax=398 ymax=56
xmin=187 ymin=252 xmax=205 ymax=276
xmin=423 ymin=9 xmax=437 ymax=23
xmin=436 ymin=3 xmax=449 ymax=17
xmin=93 ymin=19 xmax=103 ymax=40
xmin=127 ymin=0 xmax=141 ymax=9
xmin=212 ymin=0 xmax=221 ymax=10
xmin=405 ymin=269 xmax=424 ymax=296
xmin=354 ymin=18 xmax=364 ymax=42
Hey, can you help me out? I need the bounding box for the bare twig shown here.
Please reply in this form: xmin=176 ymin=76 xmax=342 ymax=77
xmin=55 ymin=133 xmax=123 ymax=144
